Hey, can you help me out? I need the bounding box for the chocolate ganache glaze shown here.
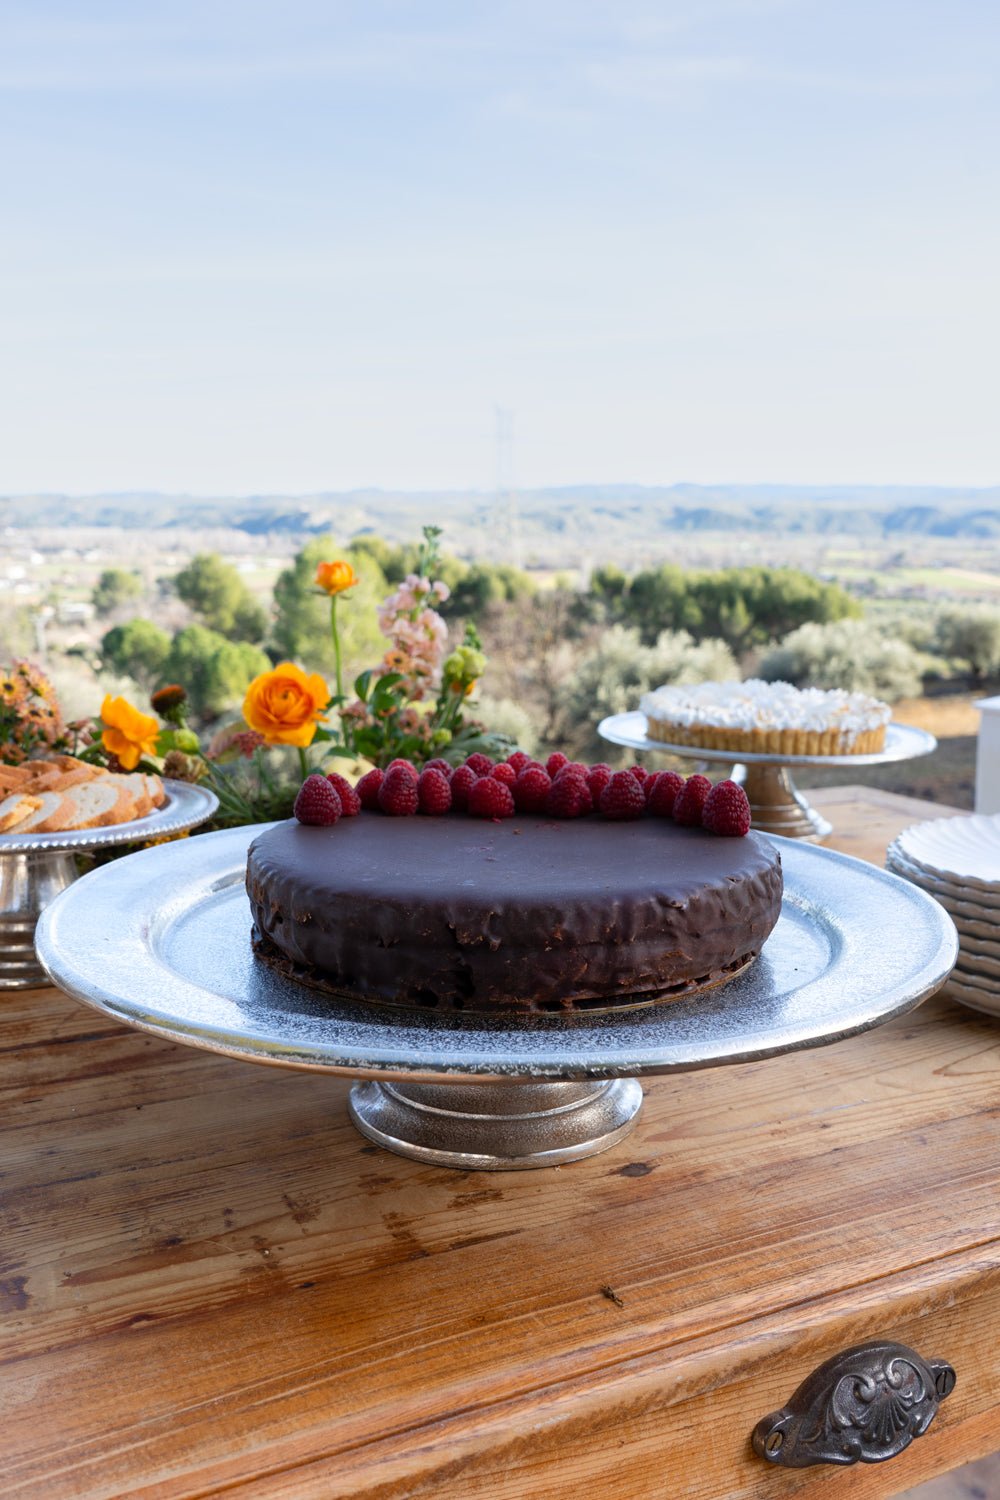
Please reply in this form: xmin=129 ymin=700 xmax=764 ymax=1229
xmin=246 ymin=814 xmax=783 ymax=1015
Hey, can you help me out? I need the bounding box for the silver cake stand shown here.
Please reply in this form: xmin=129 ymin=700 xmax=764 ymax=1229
xmin=35 ymin=824 xmax=957 ymax=1171
xmin=0 ymin=780 xmax=218 ymax=989
xmin=599 ymin=713 xmax=937 ymax=842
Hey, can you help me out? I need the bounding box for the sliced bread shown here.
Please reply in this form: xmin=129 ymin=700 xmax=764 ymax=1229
xmin=106 ymin=773 xmax=153 ymax=819
xmin=0 ymin=765 xmax=33 ymax=791
xmin=0 ymin=792 xmax=43 ymax=832
xmin=63 ymin=781 xmax=137 ymax=829
xmin=143 ymin=773 xmax=167 ymax=808
xmin=13 ymin=793 xmax=80 ymax=835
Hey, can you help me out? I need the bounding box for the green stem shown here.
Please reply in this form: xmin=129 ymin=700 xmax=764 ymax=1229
xmin=297 ymin=746 xmax=309 ymax=781
xmin=330 ymin=596 xmax=343 ymax=702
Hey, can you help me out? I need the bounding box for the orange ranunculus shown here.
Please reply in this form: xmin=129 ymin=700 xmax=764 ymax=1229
xmin=242 ymin=662 xmax=330 ymax=748
xmin=101 ymin=695 xmax=161 ymax=771
xmin=315 ymin=560 xmax=359 ymax=595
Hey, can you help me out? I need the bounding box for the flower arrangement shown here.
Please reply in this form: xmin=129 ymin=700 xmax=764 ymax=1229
xmin=0 ymin=660 xmax=68 ymax=764
xmin=59 ymin=525 xmax=509 ymax=828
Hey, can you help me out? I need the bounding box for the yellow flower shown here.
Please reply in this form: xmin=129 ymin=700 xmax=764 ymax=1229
xmin=100 ymin=695 xmax=160 ymax=771
xmin=242 ymin=662 xmax=330 ymax=748
xmin=315 ymin=560 xmax=359 ymax=595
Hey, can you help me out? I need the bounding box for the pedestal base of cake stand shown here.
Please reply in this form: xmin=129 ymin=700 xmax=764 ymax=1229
xmin=0 ymin=850 xmax=78 ymax=989
xmin=348 ymin=1077 xmax=644 ymax=1170
xmin=736 ymin=763 xmax=832 ymax=843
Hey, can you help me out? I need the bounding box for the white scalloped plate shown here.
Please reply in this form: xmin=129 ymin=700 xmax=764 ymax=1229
xmin=955 ymin=949 xmax=1000 ymax=980
xmin=896 ymin=813 xmax=1000 ymax=891
xmin=885 ymin=849 xmax=1000 ymax=920
xmin=951 ymin=930 xmax=1000 ymax=962
xmin=944 ymin=973 xmax=1000 ymax=1018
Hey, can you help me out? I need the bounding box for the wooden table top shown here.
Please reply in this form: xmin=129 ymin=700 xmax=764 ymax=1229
xmin=4 ymin=786 xmax=1000 ymax=1499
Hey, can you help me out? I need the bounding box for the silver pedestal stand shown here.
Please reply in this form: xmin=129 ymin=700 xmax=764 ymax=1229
xmin=35 ymin=825 xmax=958 ymax=1171
xmin=0 ymin=781 xmax=218 ymax=989
xmin=599 ymin=714 xmax=937 ymax=842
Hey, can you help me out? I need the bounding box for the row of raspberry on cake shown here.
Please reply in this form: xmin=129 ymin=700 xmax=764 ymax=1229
xmin=292 ymin=751 xmax=752 ymax=837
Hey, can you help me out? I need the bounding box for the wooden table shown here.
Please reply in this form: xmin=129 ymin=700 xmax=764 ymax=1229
xmin=4 ymin=787 xmax=1000 ymax=1499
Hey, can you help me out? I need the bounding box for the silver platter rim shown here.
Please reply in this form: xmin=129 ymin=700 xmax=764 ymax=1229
xmin=0 ymin=779 xmax=218 ymax=853
xmin=598 ymin=712 xmax=936 ymax=767
xmin=35 ymin=822 xmax=958 ymax=1083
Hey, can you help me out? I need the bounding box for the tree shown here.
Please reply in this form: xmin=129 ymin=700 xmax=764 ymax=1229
xmin=609 ymin=564 xmax=860 ymax=651
xmin=92 ymin=569 xmax=143 ymax=617
xmin=162 ymin=626 xmax=271 ymax=720
xmin=555 ymin=625 xmax=737 ymax=761
xmin=758 ymin=618 xmax=923 ymax=701
xmin=173 ymin=554 xmax=268 ymax=642
xmin=934 ymin=608 xmax=1000 ymax=681
xmin=440 ymin=562 xmax=536 ymax=621
xmin=100 ymin=619 xmax=172 ymax=691
xmin=270 ymin=538 xmax=388 ymax=681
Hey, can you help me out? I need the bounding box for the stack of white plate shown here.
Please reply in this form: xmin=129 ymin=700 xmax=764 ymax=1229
xmin=886 ymin=814 xmax=1000 ymax=1017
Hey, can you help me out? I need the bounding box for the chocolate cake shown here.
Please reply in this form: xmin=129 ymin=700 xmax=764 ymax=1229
xmin=246 ymin=814 xmax=783 ymax=1015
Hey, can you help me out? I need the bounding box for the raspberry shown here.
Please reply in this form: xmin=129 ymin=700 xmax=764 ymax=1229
xmin=554 ymin=761 xmax=588 ymax=781
xmin=468 ymin=776 xmax=515 ymax=819
xmin=325 ymin=772 xmax=361 ymax=816
xmin=417 ymin=767 xmax=453 ymax=815
xmin=449 ymin=764 xmax=479 ymax=808
xmin=545 ymin=752 xmax=569 ymax=777
xmin=586 ymin=765 xmax=612 ymax=802
xmin=294 ymin=774 xmax=342 ymax=826
xmin=703 ymin=779 xmax=752 ymax=837
xmin=506 ymin=751 xmax=532 ymax=774
xmin=647 ymin=770 xmax=684 ymax=817
xmin=545 ymin=775 xmax=592 ymax=818
xmin=355 ymin=767 xmax=384 ymax=810
xmin=673 ymin=774 xmax=712 ymax=827
xmin=513 ymin=765 xmax=551 ymax=812
xmin=491 ymin=762 xmax=517 ymax=786
xmin=424 ymin=757 xmax=453 ymax=778
xmin=378 ymin=765 xmax=419 ymax=816
xmin=599 ymin=771 xmax=647 ymax=820
xmin=628 ymin=765 xmax=650 ymax=785
xmin=464 ymin=753 xmax=494 ymax=777
xmin=386 ymin=758 xmax=418 ymax=781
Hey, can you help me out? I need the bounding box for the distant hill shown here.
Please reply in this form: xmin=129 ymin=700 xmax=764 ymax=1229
xmin=4 ymin=483 xmax=999 ymax=553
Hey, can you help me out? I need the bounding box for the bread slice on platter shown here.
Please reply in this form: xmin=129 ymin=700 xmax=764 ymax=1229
xmin=12 ymin=793 xmax=80 ymax=835
xmin=0 ymin=792 xmax=43 ymax=832
xmin=66 ymin=780 xmax=138 ymax=828
xmin=0 ymin=765 xmax=34 ymax=792
xmin=0 ymin=758 xmax=170 ymax=834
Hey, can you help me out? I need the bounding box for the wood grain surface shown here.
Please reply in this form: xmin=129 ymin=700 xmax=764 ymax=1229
xmin=3 ymin=786 xmax=1000 ymax=1499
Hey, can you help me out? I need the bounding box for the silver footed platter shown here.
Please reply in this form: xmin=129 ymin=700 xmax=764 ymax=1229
xmin=35 ymin=823 xmax=958 ymax=1171
xmin=0 ymin=780 xmax=218 ymax=990
xmin=599 ymin=713 xmax=937 ymax=842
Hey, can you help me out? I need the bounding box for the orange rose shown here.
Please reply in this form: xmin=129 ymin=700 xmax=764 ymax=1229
xmin=315 ymin=560 xmax=359 ymax=595
xmin=242 ymin=662 xmax=330 ymax=748
xmin=101 ymin=695 xmax=160 ymax=771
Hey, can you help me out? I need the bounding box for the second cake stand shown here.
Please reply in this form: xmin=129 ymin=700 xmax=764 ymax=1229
xmin=35 ymin=825 xmax=957 ymax=1171
xmin=599 ymin=713 xmax=937 ymax=841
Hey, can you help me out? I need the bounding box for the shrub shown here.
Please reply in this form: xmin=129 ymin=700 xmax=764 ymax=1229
xmin=934 ymin=607 xmax=1000 ymax=681
xmin=472 ymin=695 xmax=540 ymax=756
xmin=101 ymin=619 xmax=172 ymax=691
xmin=758 ymin=619 xmax=923 ymax=701
xmin=555 ymin=625 xmax=738 ymax=760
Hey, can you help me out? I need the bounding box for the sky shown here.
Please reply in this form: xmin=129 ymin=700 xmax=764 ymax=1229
xmin=1 ymin=1 xmax=998 ymax=494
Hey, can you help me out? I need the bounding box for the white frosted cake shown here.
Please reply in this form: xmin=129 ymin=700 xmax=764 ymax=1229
xmin=640 ymin=679 xmax=891 ymax=756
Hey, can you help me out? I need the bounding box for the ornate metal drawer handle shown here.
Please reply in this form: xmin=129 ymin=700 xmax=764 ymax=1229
xmin=751 ymin=1339 xmax=956 ymax=1468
